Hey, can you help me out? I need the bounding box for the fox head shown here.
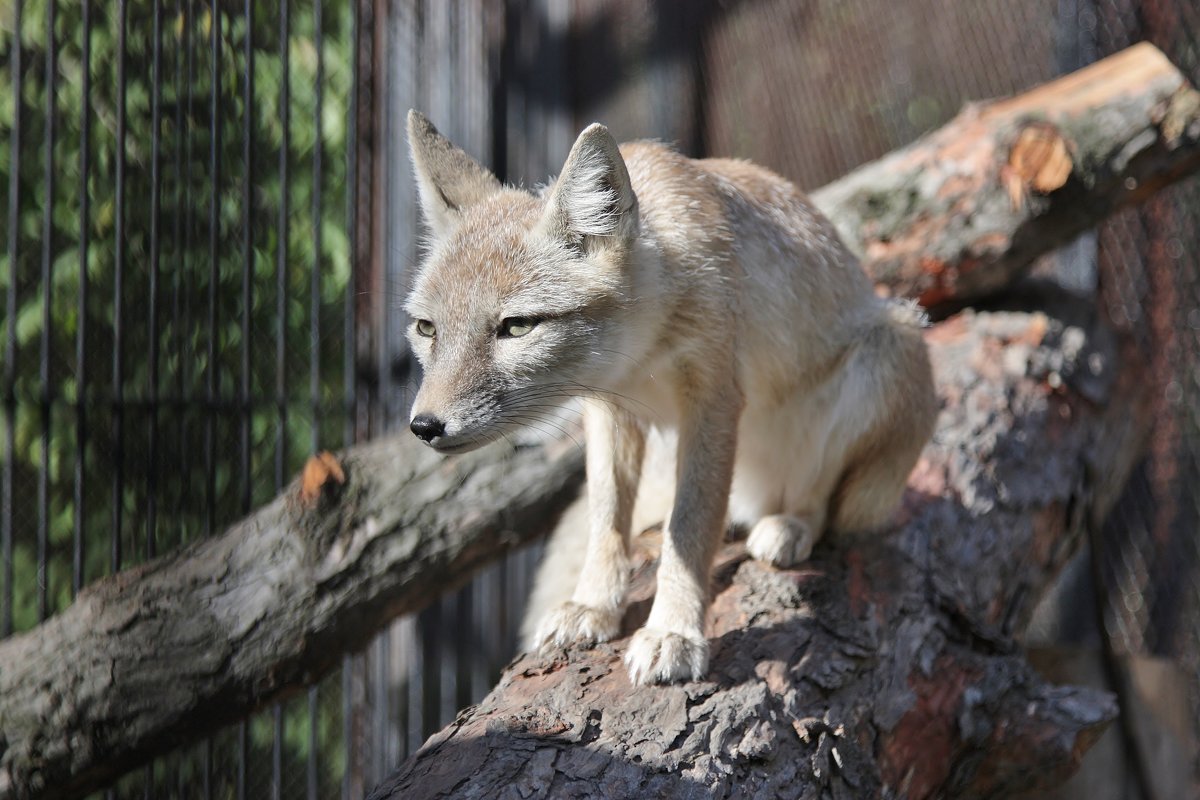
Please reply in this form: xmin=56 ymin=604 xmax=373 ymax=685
xmin=404 ymin=110 xmax=643 ymax=453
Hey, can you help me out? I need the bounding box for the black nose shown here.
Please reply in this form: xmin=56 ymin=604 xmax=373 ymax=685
xmin=409 ymin=414 xmax=445 ymax=442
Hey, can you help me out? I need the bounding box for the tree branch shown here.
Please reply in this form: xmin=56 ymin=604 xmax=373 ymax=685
xmin=0 ymin=43 xmax=1192 ymax=800
xmin=815 ymin=42 xmax=1200 ymax=307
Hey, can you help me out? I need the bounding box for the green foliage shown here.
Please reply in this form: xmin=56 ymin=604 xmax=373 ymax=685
xmin=1 ymin=0 xmax=356 ymax=789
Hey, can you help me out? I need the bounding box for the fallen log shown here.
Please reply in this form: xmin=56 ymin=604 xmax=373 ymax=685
xmin=369 ymin=297 xmax=1151 ymax=799
xmin=0 ymin=43 xmax=1188 ymax=800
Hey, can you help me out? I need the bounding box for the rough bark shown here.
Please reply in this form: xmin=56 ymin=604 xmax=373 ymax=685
xmin=815 ymin=42 xmax=1200 ymax=308
xmin=370 ymin=298 xmax=1151 ymax=799
xmin=0 ymin=43 xmax=1190 ymax=800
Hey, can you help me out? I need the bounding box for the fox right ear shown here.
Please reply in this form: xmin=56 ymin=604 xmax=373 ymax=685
xmin=407 ymin=110 xmax=501 ymax=237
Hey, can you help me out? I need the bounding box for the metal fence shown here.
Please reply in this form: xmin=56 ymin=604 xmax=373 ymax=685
xmin=2 ymin=0 xmax=1198 ymax=796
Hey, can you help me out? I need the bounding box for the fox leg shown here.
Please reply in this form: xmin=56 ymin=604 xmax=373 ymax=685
xmin=535 ymin=398 xmax=645 ymax=649
xmin=625 ymin=384 xmax=741 ymax=685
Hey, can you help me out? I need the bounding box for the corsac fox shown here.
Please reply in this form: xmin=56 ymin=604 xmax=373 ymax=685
xmin=403 ymin=110 xmax=937 ymax=685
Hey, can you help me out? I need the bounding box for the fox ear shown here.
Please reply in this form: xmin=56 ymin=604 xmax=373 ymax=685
xmin=540 ymin=123 xmax=638 ymax=248
xmin=407 ymin=110 xmax=501 ymax=237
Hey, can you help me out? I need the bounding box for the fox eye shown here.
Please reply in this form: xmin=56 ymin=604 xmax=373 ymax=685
xmin=498 ymin=317 xmax=538 ymax=338
xmin=415 ymin=319 xmax=436 ymax=338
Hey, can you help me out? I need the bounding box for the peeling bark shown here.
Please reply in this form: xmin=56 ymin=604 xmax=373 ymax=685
xmin=370 ymin=300 xmax=1151 ymax=800
xmin=0 ymin=43 xmax=1189 ymax=800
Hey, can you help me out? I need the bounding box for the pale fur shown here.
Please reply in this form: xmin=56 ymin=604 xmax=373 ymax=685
xmin=403 ymin=111 xmax=938 ymax=685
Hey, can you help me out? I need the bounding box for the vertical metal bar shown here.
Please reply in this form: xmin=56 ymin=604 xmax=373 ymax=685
xmin=240 ymin=0 xmax=253 ymax=516
xmin=440 ymin=592 xmax=457 ymax=727
xmin=3 ymin=0 xmax=23 ymax=638
xmin=341 ymin=653 xmax=353 ymax=800
xmin=276 ymin=0 xmax=289 ymax=489
xmin=205 ymin=0 xmax=220 ymax=538
xmin=306 ymin=686 xmax=319 ymax=800
xmin=272 ymin=704 xmax=283 ymax=800
xmin=307 ymin=14 xmax=322 ymax=778
xmin=405 ymin=615 xmax=422 ymax=758
xmin=312 ymin=0 xmax=323 ymax=455
xmin=172 ymin=0 xmax=189 ymax=547
xmin=179 ymin=0 xmax=196 ymax=548
xmin=112 ymin=0 xmax=128 ymax=572
xmin=275 ymin=8 xmax=290 ymax=796
xmin=238 ymin=4 xmax=255 ymax=791
xmin=147 ymin=0 xmax=164 ymax=560
xmin=237 ymin=719 xmax=247 ymax=800
xmin=74 ymin=0 xmax=91 ymax=597
xmin=203 ymin=736 xmax=213 ymax=800
xmin=37 ymin=0 xmax=57 ymax=622
xmin=342 ymin=3 xmax=362 ymax=790
xmin=373 ymin=632 xmax=388 ymax=783
xmin=455 ymin=583 xmax=472 ymax=713
xmin=343 ymin=0 xmax=357 ymax=449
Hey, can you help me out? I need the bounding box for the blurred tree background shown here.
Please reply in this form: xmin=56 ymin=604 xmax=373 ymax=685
xmin=1 ymin=0 xmax=356 ymax=794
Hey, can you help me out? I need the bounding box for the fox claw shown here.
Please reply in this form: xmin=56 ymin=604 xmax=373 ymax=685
xmin=624 ymin=626 xmax=708 ymax=685
xmin=534 ymin=601 xmax=621 ymax=650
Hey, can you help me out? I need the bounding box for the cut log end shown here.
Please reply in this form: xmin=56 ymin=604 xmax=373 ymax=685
xmin=299 ymin=451 xmax=346 ymax=507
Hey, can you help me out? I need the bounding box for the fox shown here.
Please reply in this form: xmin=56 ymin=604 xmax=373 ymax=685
xmin=403 ymin=109 xmax=938 ymax=685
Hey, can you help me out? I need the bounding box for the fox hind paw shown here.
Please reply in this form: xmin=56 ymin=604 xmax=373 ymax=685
xmin=747 ymin=514 xmax=819 ymax=568
xmin=534 ymin=601 xmax=621 ymax=651
xmin=624 ymin=627 xmax=708 ymax=685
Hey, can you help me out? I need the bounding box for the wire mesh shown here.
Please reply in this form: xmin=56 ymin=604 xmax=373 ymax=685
xmin=1 ymin=0 xmax=360 ymax=794
xmin=3 ymin=0 xmax=1200 ymax=796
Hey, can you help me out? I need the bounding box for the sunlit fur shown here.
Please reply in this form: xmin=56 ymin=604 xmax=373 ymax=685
xmin=405 ymin=111 xmax=938 ymax=685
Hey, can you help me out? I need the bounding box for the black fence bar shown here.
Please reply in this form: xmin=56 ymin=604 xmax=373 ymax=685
xmin=240 ymin=0 xmax=253 ymax=517
xmin=272 ymin=704 xmax=283 ymax=800
xmin=112 ymin=0 xmax=128 ymax=573
xmin=341 ymin=653 xmax=352 ymax=800
xmin=275 ymin=4 xmax=291 ymax=791
xmin=170 ymin=0 xmax=183 ymax=549
xmin=237 ymin=718 xmax=248 ymax=800
xmin=74 ymin=0 xmax=92 ymax=597
xmin=203 ymin=737 xmax=213 ymax=800
xmin=307 ymin=3 xmax=326 ymax=791
xmin=232 ymin=21 xmax=259 ymax=782
xmin=177 ymin=0 xmax=195 ymax=549
xmin=2 ymin=0 xmax=22 ymax=641
xmin=276 ymin=0 xmax=289 ymax=492
xmin=148 ymin=0 xmax=164 ymax=560
xmin=307 ymin=686 xmax=319 ymax=800
xmin=312 ymin=0 xmax=324 ymax=456
xmin=205 ymin=1 xmax=220 ymax=538
xmin=343 ymin=0 xmax=356 ymax=449
xmin=37 ymin=0 xmax=56 ymax=623
xmin=344 ymin=0 xmax=360 ymax=788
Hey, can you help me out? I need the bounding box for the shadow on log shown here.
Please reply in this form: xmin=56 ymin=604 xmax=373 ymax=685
xmin=369 ymin=296 xmax=1151 ymax=799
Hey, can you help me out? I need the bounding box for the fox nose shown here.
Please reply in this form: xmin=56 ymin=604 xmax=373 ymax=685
xmin=409 ymin=414 xmax=446 ymax=442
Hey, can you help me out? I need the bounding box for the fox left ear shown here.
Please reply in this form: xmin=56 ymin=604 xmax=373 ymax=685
xmin=407 ymin=110 xmax=501 ymax=238
xmin=540 ymin=123 xmax=638 ymax=248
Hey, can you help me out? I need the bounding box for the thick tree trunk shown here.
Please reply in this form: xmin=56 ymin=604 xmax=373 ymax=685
xmin=369 ymin=298 xmax=1151 ymax=799
xmin=0 ymin=43 xmax=1192 ymax=800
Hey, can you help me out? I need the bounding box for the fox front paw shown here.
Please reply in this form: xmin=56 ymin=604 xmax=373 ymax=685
xmin=747 ymin=514 xmax=819 ymax=568
xmin=534 ymin=601 xmax=621 ymax=650
xmin=624 ymin=626 xmax=708 ymax=685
